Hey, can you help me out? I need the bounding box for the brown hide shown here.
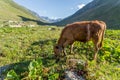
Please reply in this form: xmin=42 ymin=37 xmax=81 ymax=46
xmin=54 ymin=20 xmax=106 ymax=60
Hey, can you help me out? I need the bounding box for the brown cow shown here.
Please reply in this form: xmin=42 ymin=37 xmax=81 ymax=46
xmin=54 ymin=20 xmax=106 ymax=60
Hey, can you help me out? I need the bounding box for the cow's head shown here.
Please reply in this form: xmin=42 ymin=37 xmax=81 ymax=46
xmin=54 ymin=44 xmax=63 ymax=57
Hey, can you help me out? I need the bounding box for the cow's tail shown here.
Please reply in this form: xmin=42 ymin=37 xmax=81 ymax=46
xmin=99 ymin=23 xmax=106 ymax=48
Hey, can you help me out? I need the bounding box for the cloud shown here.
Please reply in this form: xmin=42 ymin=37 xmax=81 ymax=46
xmin=77 ymin=4 xmax=85 ymax=9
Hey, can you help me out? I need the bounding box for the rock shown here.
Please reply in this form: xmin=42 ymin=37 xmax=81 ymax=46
xmin=66 ymin=59 xmax=86 ymax=69
xmin=65 ymin=70 xmax=85 ymax=80
xmin=65 ymin=59 xmax=86 ymax=80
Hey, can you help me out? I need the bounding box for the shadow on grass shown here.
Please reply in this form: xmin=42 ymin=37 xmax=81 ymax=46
xmin=18 ymin=15 xmax=51 ymax=25
xmin=31 ymin=39 xmax=57 ymax=46
xmin=3 ymin=39 xmax=58 ymax=78
xmin=28 ymin=39 xmax=61 ymax=66
xmin=1 ymin=60 xmax=30 ymax=79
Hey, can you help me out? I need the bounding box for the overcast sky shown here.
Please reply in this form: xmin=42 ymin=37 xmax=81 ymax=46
xmin=14 ymin=0 xmax=93 ymax=19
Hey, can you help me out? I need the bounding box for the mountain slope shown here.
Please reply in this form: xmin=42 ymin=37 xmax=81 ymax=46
xmin=0 ymin=0 xmax=46 ymax=24
xmin=55 ymin=0 xmax=120 ymax=29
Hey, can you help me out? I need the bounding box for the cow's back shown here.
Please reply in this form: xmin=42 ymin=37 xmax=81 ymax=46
xmin=62 ymin=21 xmax=91 ymax=42
xmin=90 ymin=20 xmax=106 ymax=36
xmin=61 ymin=20 xmax=106 ymax=42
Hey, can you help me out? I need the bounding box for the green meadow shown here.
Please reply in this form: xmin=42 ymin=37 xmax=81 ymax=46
xmin=0 ymin=26 xmax=120 ymax=80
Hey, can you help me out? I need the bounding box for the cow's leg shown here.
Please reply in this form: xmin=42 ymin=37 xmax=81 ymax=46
xmin=99 ymin=41 xmax=102 ymax=49
xmin=63 ymin=40 xmax=74 ymax=56
xmin=86 ymin=42 xmax=89 ymax=59
xmin=70 ymin=43 xmax=74 ymax=54
xmin=98 ymin=30 xmax=104 ymax=49
xmin=94 ymin=44 xmax=99 ymax=60
xmin=93 ymin=39 xmax=100 ymax=61
xmin=63 ymin=48 xmax=67 ymax=56
xmin=60 ymin=46 xmax=66 ymax=56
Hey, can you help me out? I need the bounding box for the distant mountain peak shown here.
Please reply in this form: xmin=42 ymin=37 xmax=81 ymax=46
xmin=40 ymin=16 xmax=62 ymax=23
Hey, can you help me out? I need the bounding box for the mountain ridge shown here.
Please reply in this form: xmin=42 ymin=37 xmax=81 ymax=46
xmin=55 ymin=0 xmax=120 ymax=29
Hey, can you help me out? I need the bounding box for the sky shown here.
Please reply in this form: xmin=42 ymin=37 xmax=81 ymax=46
xmin=13 ymin=0 xmax=93 ymax=19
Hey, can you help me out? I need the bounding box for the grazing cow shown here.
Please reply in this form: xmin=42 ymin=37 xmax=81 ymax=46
xmin=54 ymin=20 xmax=106 ymax=60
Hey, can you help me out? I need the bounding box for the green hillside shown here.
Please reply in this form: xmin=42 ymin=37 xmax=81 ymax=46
xmin=55 ymin=0 xmax=120 ymax=29
xmin=0 ymin=0 xmax=46 ymax=24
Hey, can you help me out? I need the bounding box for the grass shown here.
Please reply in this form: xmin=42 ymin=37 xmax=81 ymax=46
xmin=0 ymin=26 xmax=119 ymax=80
xmin=0 ymin=0 xmax=46 ymax=24
xmin=0 ymin=26 xmax=61 ymax=66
